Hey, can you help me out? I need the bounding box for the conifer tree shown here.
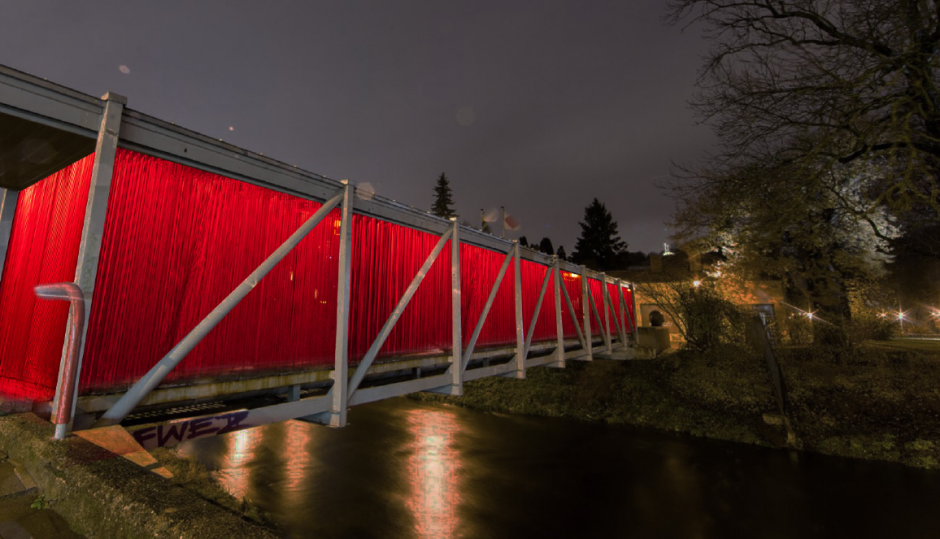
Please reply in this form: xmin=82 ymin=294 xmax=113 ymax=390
xmin=571 ymin=198 xmax=627 ymax=270
xmin=556 ymin=245 xmax=567 ymax=260
xmin=538 ymin=237 xmax=554 ymax=255
xmin=431 ymin=173 xmax=456 ymax=219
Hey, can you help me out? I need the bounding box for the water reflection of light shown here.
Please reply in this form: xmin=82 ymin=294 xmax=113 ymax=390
xmin=406 ymin=409 xmax=462 ymax=539
xmin=283 ymin=420 xmax=312 ymax=495
xmin=218 ymin=427 xmax=263 ymax=500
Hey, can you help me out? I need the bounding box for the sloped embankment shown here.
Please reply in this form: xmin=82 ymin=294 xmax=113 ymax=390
xmin=412 ymin=343 xmax=940 ymax=469
xmin=0 ymin=413 xmax=278 ymax=539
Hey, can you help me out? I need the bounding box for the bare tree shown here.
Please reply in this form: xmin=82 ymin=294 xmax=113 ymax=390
xmin=667 ymin=0 xmax=940 ymax=217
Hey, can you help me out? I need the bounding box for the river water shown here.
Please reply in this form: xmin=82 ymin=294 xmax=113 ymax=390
xmin=178 ymin=398 xmax=940 ymax=538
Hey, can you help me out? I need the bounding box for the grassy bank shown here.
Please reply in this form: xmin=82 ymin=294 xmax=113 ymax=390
xmin=150 ymin=448 xmax=277 ymax=532
xmin=412 ymin=341 xmax=940 ymax=469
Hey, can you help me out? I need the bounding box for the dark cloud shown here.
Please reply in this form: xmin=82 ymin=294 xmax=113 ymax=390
xmin=0 ymin=0 xmax=714 ymax=253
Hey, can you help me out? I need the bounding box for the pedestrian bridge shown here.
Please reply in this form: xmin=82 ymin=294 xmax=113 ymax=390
xmin=0 ymin=63 xmax=635 ymax=451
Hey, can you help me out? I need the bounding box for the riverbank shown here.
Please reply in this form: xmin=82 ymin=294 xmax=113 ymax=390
xmin=412 ymin=341 xmax=940 ymax=469
xmin=0 ymin=413 xmax=278 ymax=539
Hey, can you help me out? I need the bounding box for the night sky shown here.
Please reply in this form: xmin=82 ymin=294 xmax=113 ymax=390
xmin=0 ymin=1 xmax=714 ymax=254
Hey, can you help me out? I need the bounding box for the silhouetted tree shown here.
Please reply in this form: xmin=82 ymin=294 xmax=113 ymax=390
xmin=538 ymin=237 xmax=554 ymax=255
xmin=667 ymin=0 xmax=940 ymax=224
xmin=623 ymin=251 xmax=649 ymax=267
xmin=518 ymin=236 xmax=528 ymax=247
xmin=431 ymin=173 xmax=455 ymax=219
xmin=556 ymin=245 xmax=567 ymax=260
xmin=571 ymin=198 xmax=627 ymax=270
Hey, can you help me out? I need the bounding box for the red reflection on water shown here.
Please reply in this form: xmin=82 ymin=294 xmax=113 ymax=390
xmin=406 ymin=409 xmax=462 ymax=538
xmin=283 ymin=420 xmax=313 ymax=493
xmin=218 ymin=427 xmax=263 ymax=500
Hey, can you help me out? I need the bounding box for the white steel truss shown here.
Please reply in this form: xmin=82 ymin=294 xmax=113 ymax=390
xmin=0 ymin=63 xmax=639 ymax=443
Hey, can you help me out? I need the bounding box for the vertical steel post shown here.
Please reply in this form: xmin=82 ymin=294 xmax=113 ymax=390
xmin=329 ymin=181 xmax=355 ymax=427
xmin=448 ymin=218 xmax=463 ymax=393
xmin=552 ymin=258 xmax=565 ymax=368
xmin=511 ymin=242 xmax=525 ymax=378
xmin=581 ymin=267 xmax=593 ymax=360
xmin=630 ymin=283 xmax=639 ymax=333
xmin=601 ymin=273 xmax=612 ymax=353
xmin=288 ymin=384 xmax=301 ymax=402
xmin=56 ymin=92 xmax=125 ymax=425
xmin=0 ymin=188 xmax=18 ymax=283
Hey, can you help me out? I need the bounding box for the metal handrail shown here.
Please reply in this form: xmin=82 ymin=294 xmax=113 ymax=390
xmin=34 ymin=283 xmax=85 ymax=440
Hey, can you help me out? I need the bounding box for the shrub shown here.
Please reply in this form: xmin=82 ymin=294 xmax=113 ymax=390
xmin=846 ymin=314 xmax=897 ymax=344
xmin=674 ymin=285 xmax=747 ymax=352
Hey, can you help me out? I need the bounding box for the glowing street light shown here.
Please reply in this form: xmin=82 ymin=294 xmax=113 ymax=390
xmin=692 ymin=280 xmax=701 ymax=288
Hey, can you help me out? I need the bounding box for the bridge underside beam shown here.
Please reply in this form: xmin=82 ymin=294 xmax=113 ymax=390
xmin=119 ymin=340 xmax=606 ymax=451
xmin=63 ymin=339 xmax=585 ymax=416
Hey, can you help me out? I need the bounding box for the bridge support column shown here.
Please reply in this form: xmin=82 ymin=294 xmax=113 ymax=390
xmin=549 ymin=257 xmax=565 ymax=368
xmin=601 ymin=273 xmax=612 ymax=354
xmin=449 ymin=219 xmax=463 ymax=392
xmin=507 ymin=241 xmax=525 ymax=379
xmin=630 ymin=282 xmax=639 ymax=333
xmin=428 ymin=218 xmax=463 ymax=395
xmin=288 ymin=384 xmax=301 ymax=402
xmin=0 ymin=188 xmax=18 ymax=283
xmin=56 ymin=92 xmax=125 ymax=426
xmin=580 ymin=267 xmax=593 ymax=361
xmin=327 ymin=181 xmax=355 ymax=427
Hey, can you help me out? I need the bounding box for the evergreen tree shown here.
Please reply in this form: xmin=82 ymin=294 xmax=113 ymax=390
xmin=431 ymin=173 xmax=455 ymax=219
xmin=538 ymin=237 xmax=554 ymax=255
xmin=556 ymin=245 xmax=567 ymax=260
xmin=518 ymin=236 xmax=528 ymax=247
xmin=571 ymin=198 xmax=627 ymax=270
